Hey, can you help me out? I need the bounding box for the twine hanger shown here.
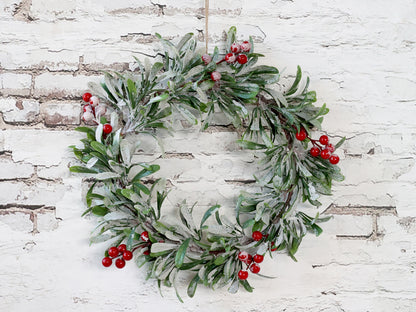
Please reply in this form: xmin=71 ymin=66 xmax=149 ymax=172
xmin=205 ymin=0 xmax=209 ymax=53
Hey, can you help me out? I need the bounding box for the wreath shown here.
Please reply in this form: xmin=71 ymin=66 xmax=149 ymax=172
xmin=69 ymin=27 xmax=344 ymax=300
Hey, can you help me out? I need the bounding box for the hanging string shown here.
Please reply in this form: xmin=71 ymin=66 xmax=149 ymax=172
xmin=205 ymin=0 xmax=209 ymax=53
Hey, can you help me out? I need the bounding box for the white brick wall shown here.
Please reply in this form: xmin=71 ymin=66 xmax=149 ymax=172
xmin=1 ymin=0 xmax=415 ymax=311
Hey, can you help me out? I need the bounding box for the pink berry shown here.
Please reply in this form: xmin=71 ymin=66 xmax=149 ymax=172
xmin=253 ymin=254 xmax=264 ymax=263
xmin=102 ymin=257 xmax=112 ymax=267
xmin=327 ymin=144 xmax=335 ymax=153
xmin=238 ymin=270 xmax=248 ymax=280
xmin=224 ymin=53 xmax=236 ymax=63
xmin=82 ymin=111 xmax=94 ymax=122
xmin=240 ymin=41 xmax=251 ymax=52
xmin=140 ymin=231 xmax=149 ymax=242
xmin=310 ymin=147 xmax=321 ymax=157
xmin=95 ymin=105 xmax=106 ymax=116
xmin=230 ymin=43 xmax=241 ymax=53
xmin=238 ymin=251 xmax=249 ymax=262
xmin=89 ymin=96 xmax=99 ymax=107
xmin=236 ymin=54 xmax=248 ymax=65
xmin=201 ymin=54 xmax=212 ymax=65
xmin=115 ymin=258 xmax=125 ymax=269
xmin=252 ymin=231 xmax=263 ymax=241
xmin=250 ymin=263 xmax=260 ymax=274
xmin=103 ymin=124 xmax=112 ymax=134
xmin=108 ymin=247 xmax=119 ymax=258
xmin=210 ymin=71 xmax=221 ymax=81
xmin=319 ymin=135 xmax=329 ymax=145
xmin=82 ymin=92 xmax=92 ymax=103
xmin=329 ymin=154 xmax=340 ymax=165
xmin=123 ymin=250 xmax=133 ymax=261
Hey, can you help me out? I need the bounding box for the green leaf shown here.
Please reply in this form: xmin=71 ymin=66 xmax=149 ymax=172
xmin=150 ymin=243 xmax=177 ymax=257
xmin=285 ymin=65 xmax=302 ymax=96
xmin=187 ymin=274 xmax=200 ymax=298
xmin=240 ymin=280 xmax=254 ymax=292
xmin=334 ymin=136 xmax=346 ymax=149
xmin=214 ymin=256 xmax=226 ymax=265
xmin=200 ymin=205 xmax=220 ymax=228
xmin=132 ymin=164 xmax=160 ymax=182
xmin=237 ymin=140 xmax=267 ymax=150
xmin=175 ymin=238 xmax=191 ymax=269
xmin=90 ymin=141 xmax=107 ymax=155
xmin=91 ymin=206 xmax=109 ymax=216
xmin=74 ymin=126 xmax=95 ymax=136
xmin=69 ymin=166 xmax=98 ymax=174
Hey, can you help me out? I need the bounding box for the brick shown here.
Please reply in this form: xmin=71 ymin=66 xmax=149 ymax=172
xmin=34 ymin=73 xmax=100 ymax=98
xmin=322 ymin=214 xmax=373 ymax=237
xmin=41 ymin=101 xmax=81 ymax=126
xmin=36 ymin=209 xmax=59 ymax=232
xmin=0 ymin=98 xmax=39 ymax=123
xmin=0 ymin=181 xmax=66 ymax=206
xmin=3 ymin=129 xmax=83 ymax=166
xmin=0 ymin=157 xmax=34 ymax=179
xmin=0 ymin=73 xmax=32 ymax=96
xmin=0 ymin=210 xmax=33 ymax=232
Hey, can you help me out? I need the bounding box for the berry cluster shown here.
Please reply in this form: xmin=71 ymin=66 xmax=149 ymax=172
xmin=101 ymin=244 xmax=133 ymax=269
xmin=81 ymin=93 xmax=113 ymax=135
xmin=237 ymin=251 xmax=264 ymax=280
xmin=295 ymin=128 xmax=340 ymax=165
xmin=201 ymin=40 xmax=252 ymax=82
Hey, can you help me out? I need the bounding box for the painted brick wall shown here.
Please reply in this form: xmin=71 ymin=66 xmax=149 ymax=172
xmin=1 ymin=0 xmax=415 ymax=311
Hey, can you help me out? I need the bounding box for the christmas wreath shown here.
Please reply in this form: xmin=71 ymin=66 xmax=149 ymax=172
xmin=69 ymin=27 xmax=344 ymax=300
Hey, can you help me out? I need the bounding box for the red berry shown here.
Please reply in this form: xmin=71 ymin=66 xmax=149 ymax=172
xmin=210 ymin=71 xmax=221 ymax=81
xmin=108 ymin=247 xmax=119 ymax=258
xmin=117 ymin=244 xmax=127 ymax=253
xmin=329 ymin=154 xmax=340 ymax=165
xmin=246 ymin=254 xmax=253 ymax=264
xmin=250 ymin=263 xmax=260 ymax=274
xmin=230 ymin=43 xmax=241 ymax=53
xmin=321 ymin=149 xmax=331 ymax=159
xmin=271 ymin=242 xmax=278 ymax=252
xmin=327 ymin=143 xmax=335 ymax=153
xmin=252 ymin=231 xmax=263 ymax=241
xmin=143 ymin=249 xmax=150 ymax=256
xmin=140 ymin=231 xmax=149 ymax=242
xmin=236 ymin=54 xmax=248 ymax=65
xmin=115 ymin=258 xmax=126 ymax=269
xmin=123 ymin=250 xmax=133 ymax=261
xmin=295 ymin=128 xmax=307 ymax=141
xmin=238 ymin=270 xmax=249 ymax=280
xmin=201 ymin=54 xmax=212 ymax=65
xmin=310 ymin=147 xmax=321 ymax=157
xmin=82 ymin=92 xmax=92 ymax=102
xmin=253 ymin=254 xmax=264 ymax=263
xmin=103 ymin=123 xmax=112 ymax=134
xmin=240 ymin=41 xmax=251 ymax=52
xmin=224 ymin=53 xmax=236 ymax=63
xmin=319 ymin=135 xmax=329 ymax=145
xmin=102 ymin=257 xmax=112 ymax=267
xmin=238 ymin=251 xmax=249 ymax=262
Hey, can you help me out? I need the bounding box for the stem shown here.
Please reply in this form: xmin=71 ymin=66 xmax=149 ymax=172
xmin=272 ymin=189 xmax=294 ymax=224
